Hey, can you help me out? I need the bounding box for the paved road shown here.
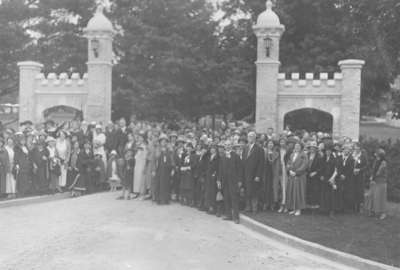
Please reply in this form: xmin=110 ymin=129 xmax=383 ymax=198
xmin=0 ymin=193 xmax=355 ymax=270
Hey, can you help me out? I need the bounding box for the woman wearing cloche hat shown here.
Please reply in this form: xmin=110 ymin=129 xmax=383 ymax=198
xmin=306 ymin=140 xmax=324 ymax=209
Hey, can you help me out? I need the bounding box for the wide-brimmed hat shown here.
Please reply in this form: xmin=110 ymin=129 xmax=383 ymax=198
xmin=376 ymin=148 xmax=386 ymax=159
xmin=45 ymin=136 xmax=56 ymax=143
xmin=159 ymin=133 xmax=169 ymax=142
xmin=308 ymin=141 xmax=318 ymax=149
xmin=342 ymin=143 xmax=353 ymax=151
xmin=177 ymin=135 xmax=186 ymax=143
xmin=325 ymin=142 xmax=334 ymax=151
xmin=186 ymin=142 xmax=194 ymax=149
xmin=110 ymin=150 xmax=118 ymax=156
xmin=217 ymin=142 xmax=225 ymax=149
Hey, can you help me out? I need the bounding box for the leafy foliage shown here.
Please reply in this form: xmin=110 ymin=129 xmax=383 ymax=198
xmin=1 ymin=0 xmax=400 ymax=119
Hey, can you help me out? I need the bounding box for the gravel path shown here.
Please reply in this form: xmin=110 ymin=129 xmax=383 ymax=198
xmin=0 ymin=192 xmax=355 ymax=270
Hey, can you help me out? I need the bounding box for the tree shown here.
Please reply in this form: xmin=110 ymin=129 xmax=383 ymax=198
xmin=218 ymin=0 xmax=400 ymax=116
xmin=0 ymin=0 xmax=32 ymax=100
xmin=111 ymin=0 xmax=222 ymax=120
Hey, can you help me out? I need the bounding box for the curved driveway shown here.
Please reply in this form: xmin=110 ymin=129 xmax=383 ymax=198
xmin=0 ymin=193 xmax=355 ymax=270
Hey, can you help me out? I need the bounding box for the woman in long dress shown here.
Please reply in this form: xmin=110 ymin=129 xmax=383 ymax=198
xmin=14 ymin=136 xmax=33 ymax=197
xmin=30 ymin=142 xmax=49 ymax=194
xmin=93 ymin=125 xmax=107 ymax=170
xmin=154 ymin=135 xmax=174 ymax=204
xmin=144 ymin=136 xmax=158 ymax=199
xmin=180 ymin=143 xmax=196 ymax=206
xmin=263 ymin=140 xmax=280 ymax=211
xmin=204 ymin=144 xmax=219 ymax=214
xmin=67 ymin=141 xmax=80 ymax=188
xmin=367 ymin=148 xmax=388 ymax=220
xmin=0 ymin=138 xmax=10 ymax=197
xmin=47 ymin=137 xmax=61 ymax=193
xmin=5 ymin=137 xmax=16 ymax=198
xmin=306 ymin=141 xmax=323 ymax=208
xmin=56 ymin=131 xmax=71 ymax=190
xmin=352 ymin=143 xmax=368 ymax=213
xmin=286 ymin=142 xmax=308 ymax=216
xmin=133 ymin=134 xmax=147 ymax=198
xmin=278 ymin=138 xmax=289 ymax=213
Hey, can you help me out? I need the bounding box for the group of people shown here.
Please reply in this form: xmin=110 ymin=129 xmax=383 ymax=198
xmin=0 ymin=118 xmax=388 ymax=222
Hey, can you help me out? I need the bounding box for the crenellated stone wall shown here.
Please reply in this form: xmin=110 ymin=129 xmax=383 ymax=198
xmin=255 ymin=59 xmax=364 ymax=141
xmin=17 ymin=7 xmax=113 ymax=125
xmin=18 ymin=61 xmax=90 ymax=123
xmin=253 ymin=2 xmax=365 ymax=141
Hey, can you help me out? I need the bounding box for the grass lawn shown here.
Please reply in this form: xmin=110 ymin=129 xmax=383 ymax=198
xmin=360 ymin=123 xmax=400 ymax=141
xmin=246 ymin=210 xmax=400 ymax=267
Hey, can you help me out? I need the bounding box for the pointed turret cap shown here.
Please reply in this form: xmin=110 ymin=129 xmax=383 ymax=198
xmin=85 ymin=5 xmax=113 ymax=32
xmin=256 ymin=0 xmax=281 ymax=27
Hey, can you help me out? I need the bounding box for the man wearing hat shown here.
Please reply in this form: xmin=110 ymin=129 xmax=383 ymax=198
xmin=219 ymin=140 xmax=242 ymax=223
xmin=115 ymin=118 xmax=129 ymax=156
xmin=242 ymin=131 xmax=265 ymax=213
xmin=104 ymin=121 xmax=118 ymax=155
xmin=320 ymin=142 xmax=339 ymax=217
xmin=337 ymin=143 xmax=355 ymax=213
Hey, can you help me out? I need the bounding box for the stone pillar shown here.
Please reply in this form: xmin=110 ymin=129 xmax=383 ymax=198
xmin=339 ymin=59 xmax=365 ymax=141
xmin=255 ymin=60 xmax=280 ymax=133
xmin=252 ymin=1 xmax=285 ymax=133
xmin=84 ymin=7 xmax=114 ymax=125
xmin=17 ymin=61 xmax=43 ymax=122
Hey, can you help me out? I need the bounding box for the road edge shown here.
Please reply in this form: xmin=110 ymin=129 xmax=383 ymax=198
xmin=239 ymin=214 xmax=399 ymax=270
xmin=0 ymin=193 xmax=71 ymax=208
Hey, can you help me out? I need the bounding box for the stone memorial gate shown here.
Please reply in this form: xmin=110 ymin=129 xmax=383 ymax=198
xmin=17 ymin=6 xmax=113 ymax=124
xmin=254 ymin=1 xmax=365 ymax=141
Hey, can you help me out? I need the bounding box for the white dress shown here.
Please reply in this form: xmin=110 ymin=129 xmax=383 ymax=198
xmin=5 ymin=146 xmax=16 ymax=194
xmin=56 ymin=139 xmax=68 ymax=187
xmin=133 ymin=144 xmax=147 ymax=194
xmin=93 ymin=132 xmax=107 ymax=170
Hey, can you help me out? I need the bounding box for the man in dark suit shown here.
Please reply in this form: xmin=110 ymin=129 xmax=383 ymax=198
xmin=336 ymin=144 xmax=355 ymax=213
xmin=115 ymin=118 xmax=128 ymax=156
xmin=219 ymin=141 xmax=242 ymax=223
xmin=242 ymin=131 xmax=265 ymax=213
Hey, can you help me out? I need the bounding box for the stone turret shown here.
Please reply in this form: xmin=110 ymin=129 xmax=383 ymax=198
xmin=83 ymin=5 xmax=114 ymax=124
xmin=253 ymin=0 xmax=285 ymax=133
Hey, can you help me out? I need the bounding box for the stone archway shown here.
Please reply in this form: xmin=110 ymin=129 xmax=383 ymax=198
xmin=43 ymin=105 xmax=83 ymax=123
xmin=283 ymin=108 xmax=333 ymax=133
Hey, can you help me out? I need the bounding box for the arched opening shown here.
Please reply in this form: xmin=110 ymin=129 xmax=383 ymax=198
xmin=43 ymin=105 xmax=83 ymax=123
xmin=283 ymin=108 xmax=333 ymax=133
